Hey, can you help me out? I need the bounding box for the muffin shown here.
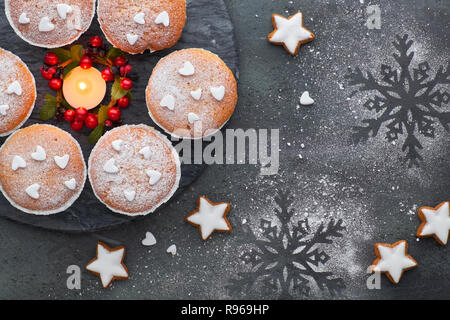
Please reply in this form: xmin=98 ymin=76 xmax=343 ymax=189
xmin=88 ymin=125 xmax=181 ymax=216
xmin=5 ymin=0 xmax=96 ymax=48
xmin=97 ymin=0 xmax=186 ymax=54
xmin=0 ymin=124 xmax=87 ymax=215
xmin=0 ymin=48 xmax=36 ymax=137
xmin=146 ymin=48 xmax=238 ymax=139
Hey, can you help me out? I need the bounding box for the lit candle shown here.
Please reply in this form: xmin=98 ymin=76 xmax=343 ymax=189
xmin=62 ymin=67 xmax=107 ymax=110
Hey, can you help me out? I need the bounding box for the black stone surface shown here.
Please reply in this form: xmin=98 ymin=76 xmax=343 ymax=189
xmin=0 ymin=0 xmax=449 ymax=300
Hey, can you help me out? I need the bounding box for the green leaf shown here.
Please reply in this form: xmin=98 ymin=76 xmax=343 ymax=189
xmin=51 ymin=48 xmax=71 ymax=63
xmin=60 ymin=99 xmax=73 ymax=110
xmin=70 ymin=45 xmax=84 ymax=62
xmin=106 ymin=47 xmax=124 ymax=60
xmin=97 ymin=105 xmax=110 ymax=125
xmin=88 ymin=125 xmax=105 ymax=144
xmin=40 ymin=94 xmax=57 ymax=120
xmin=111 ymin=77 xmax=129 ymax=100
xmin=63 ymin=61 xmax=79 ymax=77
xmin=125 ymin=91 xmax=133 ymax=101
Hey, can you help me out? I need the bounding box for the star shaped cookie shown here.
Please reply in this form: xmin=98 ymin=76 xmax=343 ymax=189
xmin=185 ymin=196 xmax=232 ymax=240
xmin=417 ymin=201 xmax=450 ymax=245
xmin=86 ymin=242 xmax=129 ymax=288
xmin=370 ymin=240 xmax=418 ymax=284
xmin=268 ymin=11 xmax=315 ymax=56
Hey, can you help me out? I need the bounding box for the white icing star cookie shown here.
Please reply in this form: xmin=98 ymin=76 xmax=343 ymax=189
xmin=185 ymin=196 xmax=232 ymax=240
xmin=370 ymin=240 xmax=418 ymax=284
xmin=417 ymin=202 xmax=450 ymax=246
xmin=86 ymin=242 xmax=129 ymax=289
xmin=268 ymin=12 xmax=315 ymax=56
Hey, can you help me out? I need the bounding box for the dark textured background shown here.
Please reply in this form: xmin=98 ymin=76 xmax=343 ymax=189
xmin=0 ymin=0 xmax=449 ymax=299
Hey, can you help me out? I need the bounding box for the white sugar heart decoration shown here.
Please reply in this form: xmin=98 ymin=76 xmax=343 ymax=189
xmin=57 ymin=4 xmax=72 ymax=19
xmin=138 ymin=146 xmax=151 ymax=160
xmin=103 ymin=158 xmax=119 ymax=174
xmin=25 ymin=183 xmax=40 ymax=199
xmin=146 ymin=169 xmax=162 ymax=185
xmin=178 ymin=61 xmax=195 ymax=76
xmin=19 ymin=13 xmax=30 ymax=24
xmin=0 ymin=105 xmax=9 ymax=116
xmin=300 ymin=91 xmax=315 ymax=106
xmin=160 ymin=95 xmax=175 ymax=111
xmin=190 ymin=88 xmax=202 ymax=101
xmin=126 ymin=33 xmax=139 ymax=45
xmin=210 ymin=86 xmax=225 ymax=101
xmin=155 ymin=11 xmax=170 ymax=27
xmin=166 ymin=244 xmax=177 ymax=256
xmin=188 ymin=112 xmax=200 ymax=124
xmin=54 ymin=154 xmax=69 ymax=169
xmin=112 ymin=140 xmax=123 ymax=152
xmin=31 ymin=146 xmax=46 ymax=161
xmin=134 ymin=12 xmax=145 ymax=25
xmin=39 ymin=16 xmax=55 ymax=32
xmin=124 ymin=190 xmax=136 ymax=202
xmin=6 ymin=81 xmax=22 ymax=96
xmin=64 ymin=178 xmax=76 ymax=190
xmin=12 ymin=155 xmax=26 ymax=171
xmin=142 ymin=232 xmax=157 ymax=246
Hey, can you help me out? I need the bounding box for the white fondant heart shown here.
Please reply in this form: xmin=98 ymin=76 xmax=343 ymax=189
xmin=142 ymin=232 xmax=157 ymax=246
xmin=12 ymin=155 xmax=26 ymax=171
xmin=190 ymin=88 xmax=202 ymax=101
xmin=126 ymin=33 xmax=139 ymax=45
xmin=57 ymin=4 xmax=72 ymax=19
xmin=210 ymin=86 xmax=225 ymax=101
xmin=188 ymin=112 xmax=200 ymax=124
xmin=31 ymin=146 xmax=46 ymax=161
xmin=39 ymin=16 xmax=55 ymax=32
xmin=0 ymin=104 xmax=9 ymax=116
xmin=178 ymin=61 xmax=195 ymax=76
xmin=146 ymin=169 xmax=161 ymax=185
xmin=160 ymin=95 xmax=175 ymax=111
xmin=103 ymin=158 xmax=119 ymax=174
xmin=25 ymin=183 xmax=40 ymax=199
xmin=6 ymin=81 xmax=22 ymax=96
xmin=64 ymin=178 xmax=76 ymax=190
xmin=54 ymin=155 xmax=69 ymax=169
xmin=112 ymin=140 xmax=123 ymax=152
xmin=300 ymin=91 xmax=315 ymax=106
xmin=19 ymin=13 xmax=30 ymax=24
xmin=124 ymin=190 xmax=136 ymax=202
xmin=138 ymin=146 xmax=151 ymax=160
xmin=134 ymin=12 xmax=145 ymax=25
xmin=166 ymin=244 xmax=177 ymax=255
xmin=155 ymin=11 xmax=169 ymax=27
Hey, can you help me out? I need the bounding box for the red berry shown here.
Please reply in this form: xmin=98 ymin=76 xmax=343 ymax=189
xmin=113 ymin=56 xmax=127 ymax=67
xmin=104 ymin=120 xmax=113 ymax=127
xmin=101 ymin=68 xmax=114 ymax=81
xmin=120 ymin=78 xmax=133 ymax=90
xmin=117 ymin=96 xmax=130 ymax=108
xmin=64 ymin=109 xmax=76 ymax=122
xmin=107 ymin=107 xmax=121 ymax=121
xmin=40 ymin=66 xmax=57 ymax=80
xmin=85 ymin=114 xmax=98 ymax=129
xmin=48 ymin=78 xmax=62 ymax=90
xmin=71 ymin=120 xmax=84 ymax=131
xmin=44 ymin=52 xmax=59 ymax=66
xmin=89 ymin=36 xmax=103 ymax=48
xmin=80 ymin=56 xmax=92 ymax=70
xmin=75 ymin=107 xmax=88 ymax=121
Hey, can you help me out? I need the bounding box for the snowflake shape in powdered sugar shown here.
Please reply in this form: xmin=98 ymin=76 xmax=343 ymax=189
xmin=226 ymin=190 xmax=346 ymax=299
xmin=345 ymin=34 xmax=450 ymax=167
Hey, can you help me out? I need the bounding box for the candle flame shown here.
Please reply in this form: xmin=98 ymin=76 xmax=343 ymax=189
xmin=78 ymin=81 xmax=87 ymax=91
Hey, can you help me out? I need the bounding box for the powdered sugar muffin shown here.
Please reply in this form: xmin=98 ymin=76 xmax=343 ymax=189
xmin=146 ymin=48 xmax=238 ymax=139
xmin=5 ymin=0 xmax=95 ymax=48
xmin=0 ymin=48 xmax=36 ymax=137
xmin=97 ymin=0 xmax=186 ymax=54
xmin=88 ymin=125 xmax=181 ymax=216
xmin=0 ymin=124 xmax=86 ymax=215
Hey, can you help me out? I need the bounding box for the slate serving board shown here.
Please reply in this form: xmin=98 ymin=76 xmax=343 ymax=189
xmin=0 ymin=0 xmax=239 ymax=232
